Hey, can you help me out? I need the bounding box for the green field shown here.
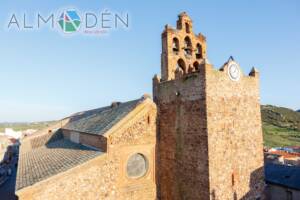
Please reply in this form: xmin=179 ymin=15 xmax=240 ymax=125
xmin=0 ymin=121 xmax=55 ymax=133
xmin=263 ymin=123 xmax=300 ymax=148
xmin=261 ymin=105 xmax=300 ymax=148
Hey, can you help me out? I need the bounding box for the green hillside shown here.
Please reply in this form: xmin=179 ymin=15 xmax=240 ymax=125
xmin=0 ymin=106 xmax=299 ymax=148
xmin=262 ymin=105 xmax=300 ymax=148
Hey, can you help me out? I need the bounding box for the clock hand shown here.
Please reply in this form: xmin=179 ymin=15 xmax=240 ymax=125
xmin=232 ymin=66 xmax=237 ymax=74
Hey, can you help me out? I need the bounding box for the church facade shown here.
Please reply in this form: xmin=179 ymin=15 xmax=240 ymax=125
xmin=16 ymin=13 xmax=264 ymax=200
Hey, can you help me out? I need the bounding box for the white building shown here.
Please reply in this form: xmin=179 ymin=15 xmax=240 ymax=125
xmin=4 ymin=128 xmax=23 ymax=139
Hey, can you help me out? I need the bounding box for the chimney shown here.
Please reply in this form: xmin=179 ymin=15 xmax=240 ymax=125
xmin=111 ymin=101 xmax=121 ymax=108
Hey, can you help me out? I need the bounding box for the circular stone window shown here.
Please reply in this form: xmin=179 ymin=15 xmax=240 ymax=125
xmin=126 ymin=153 xmax=149 ymax=178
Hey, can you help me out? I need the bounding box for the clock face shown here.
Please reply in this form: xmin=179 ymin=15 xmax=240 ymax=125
xmin=228 ymin=62 xmax=240 ymax=81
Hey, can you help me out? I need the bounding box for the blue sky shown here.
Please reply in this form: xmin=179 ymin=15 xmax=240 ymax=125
xmin=0 ymin=0 xmax=299 ymax=122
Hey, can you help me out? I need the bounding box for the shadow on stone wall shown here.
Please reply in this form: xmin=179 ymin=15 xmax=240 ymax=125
xmin=210 ymin=167 xmax=265 ymax=200
xmin=211 ymin=189 xmax=216 ymax=200
xmin=240 ymin=166 xmax=265 ymax=200
xmin=155 ymin=119 xmax=161 ymax=199
xmin=0 ymin=145 xmax=19 ymax=200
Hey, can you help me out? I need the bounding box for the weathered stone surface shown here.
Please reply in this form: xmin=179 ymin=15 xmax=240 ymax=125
xmin=154 ymin=13 xmax=264 ymax=200
xmin=16 ymin=98 xmax=157 ymax=200
xmin=206 ymin=65 xmax=264 ymax=200
xmin=62 ymin=129 xmax=107 ymax=151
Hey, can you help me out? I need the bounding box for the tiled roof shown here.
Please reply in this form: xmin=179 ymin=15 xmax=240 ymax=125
xmin=267 ymin=151 xmax=300 ymax=159
xmin=265 ymin=163 xmax=300 ymax=190
xmin=16 ymin=97 xmax=149 ymax=191
xmin=63 ymin=99 xmax=142 ymax=135
xmin=288 ymin=146 xmax=300 ymax=150
xmin=16 ymin=139 xmax=102 ymax=191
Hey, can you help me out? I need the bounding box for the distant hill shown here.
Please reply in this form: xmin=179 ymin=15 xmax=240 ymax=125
xmin=262 ymin=105 xmax=300 ymax=131
xmin=0 ymin=106 xmax=299 ymax=148
xmin=0 ymin=121 xmax=56 ymax=133
xmin=261 ymin=105 xmax=300 ymax=148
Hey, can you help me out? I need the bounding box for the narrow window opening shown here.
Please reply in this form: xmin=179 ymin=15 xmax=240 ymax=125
xmin=185 ymin=22 xmax=190 ymax=33
xmin=172 ymin=38 xmax=179 ymax=52
xmin=196 ymin=43 xmax=203 ymax=59
xmin=232 ymin=173 xmax=235 ymax=186
xmin=184 ymin=36 xmax=192 ymax=56
xmin=193 ymin=61 xmax=200 ymax=71
xmin=176 ymin=59 xmax=186 ymax=73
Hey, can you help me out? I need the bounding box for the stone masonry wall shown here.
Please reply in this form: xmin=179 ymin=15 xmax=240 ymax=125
xmin=17 ymin=100 xmax=157 ymax=200
xmin=155 ymin=14 xmax=211 ymax=199
xmin=155 ymin=64 xmax=264 ymax=200
xmin=205 ymin=65 xmax=265 ymax=200
xmin=154 ymin=70 xmax=210 ymax=200
xmin=106 ymin=100 xmax=157 ymax=199
xmin=62 ymin=129 xmax=107 ymax=151
xmin=154 ymin=13 xmax=264 ymax=200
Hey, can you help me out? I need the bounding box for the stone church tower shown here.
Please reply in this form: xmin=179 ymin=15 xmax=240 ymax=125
xmin=153 ymin=12 xmax=265 ymax=200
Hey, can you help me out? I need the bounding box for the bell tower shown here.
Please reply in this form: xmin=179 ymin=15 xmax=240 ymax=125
xmin=154 ymin=12 xmax=264 ymax=200
xmin=161 ymin=12 xmax=207 ymax=81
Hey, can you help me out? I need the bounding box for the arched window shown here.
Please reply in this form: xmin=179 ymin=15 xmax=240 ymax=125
xmin=185 ymin=22 xmax=191 ymax=33
xmin=172 ymin=37 xmax=179 ymax=52
xmin=196 ymin=43 xmax=203 ymax=59
xmin=184 ymin=36 xmax=192 ymax=55
xmin=177 ymin=59 xmax=186 ymax=72
xmin=193 ymin=61 xmax=200 ymax=71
